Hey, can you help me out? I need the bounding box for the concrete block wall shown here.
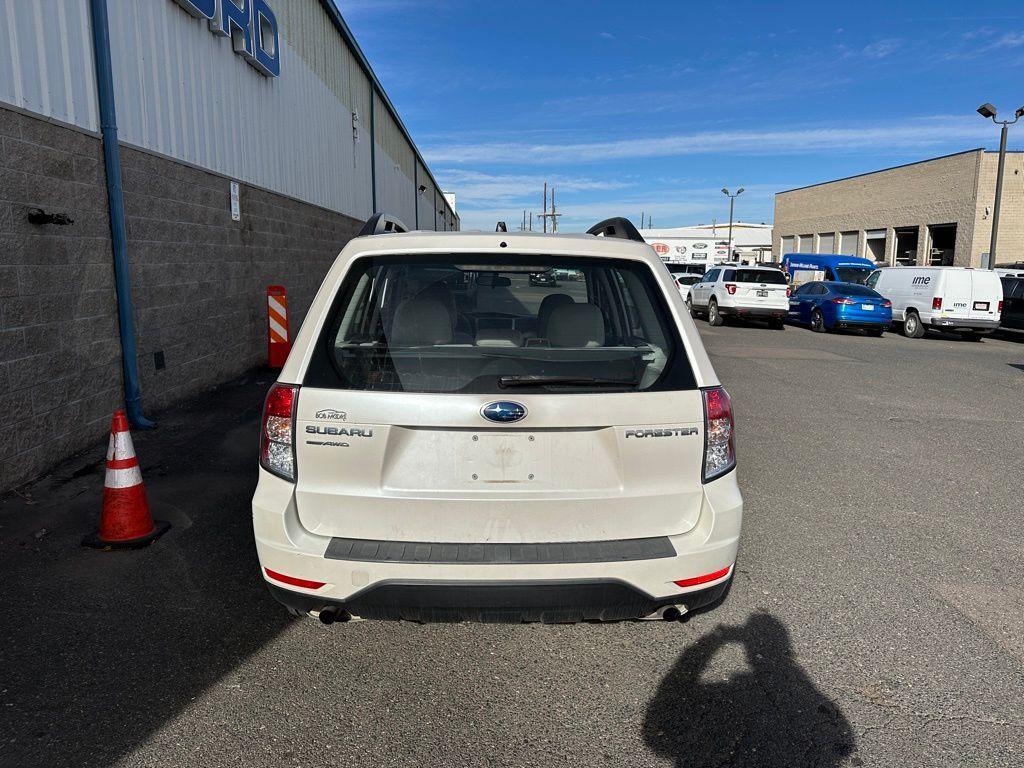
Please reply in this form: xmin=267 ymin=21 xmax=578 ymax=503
xmin=0 ymin=108 xmax=123 ymax=492
xmin=0 ymin=106 xmax=362 ymax=491
xmin=972 ymin=152 xmax=1024 ymax=264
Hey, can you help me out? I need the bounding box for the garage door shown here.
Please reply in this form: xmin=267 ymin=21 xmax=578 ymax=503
xmin=781 ymin=236 xmax=795 ymax=254
xmin=818 ymin=234 xmax=835 ymax=254
xmin=840 ymin=231 xmax=859 ymax=255
xmin=799 ymin=235 xmax=814 ymax=253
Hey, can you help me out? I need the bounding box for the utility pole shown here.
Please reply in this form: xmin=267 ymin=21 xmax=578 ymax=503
xmin=640 ymin=211 xmax=645 ymax=229
xmin=538 ymin=183 xmax=562 ymax=233
xmin=529 ymin=212 xmax=533 ymax=231
xmin=542 ymin=183 xmax=548 ymax=233
xmin=977 ymin=103 xmax=1023 ymax=268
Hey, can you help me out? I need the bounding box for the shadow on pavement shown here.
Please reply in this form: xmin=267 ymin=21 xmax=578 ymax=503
xmin=0 ymin=373 xmax=291 ymax=768
xmin=643 ymin=613 xmax=857 ymax=768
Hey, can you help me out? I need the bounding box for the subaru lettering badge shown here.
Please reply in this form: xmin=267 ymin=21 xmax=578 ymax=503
xmin=481 ymin=401 xmax=527 ymax=424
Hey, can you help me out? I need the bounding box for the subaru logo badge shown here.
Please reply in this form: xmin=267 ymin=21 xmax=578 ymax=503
xmin=481 ymin=401 xmax=527 ymax=424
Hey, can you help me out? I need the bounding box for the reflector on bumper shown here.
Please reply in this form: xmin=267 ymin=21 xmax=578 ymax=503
xmin=674 ymin=565 xmax=732 ymax=588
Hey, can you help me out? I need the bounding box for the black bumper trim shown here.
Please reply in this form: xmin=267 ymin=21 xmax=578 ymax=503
xmin=720 ymin=306 xmax=787 ymax=318
xmin=266 ymin=576 xmax=732 ymax=624
xmin=324 ymin=535 xmax=676 ymax=564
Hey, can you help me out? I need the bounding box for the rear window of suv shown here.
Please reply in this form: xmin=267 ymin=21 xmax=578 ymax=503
xmin=725 ymin=269 xmax=787 ymax=284
xmin=303 ymin=255 xmax=697 ymax=394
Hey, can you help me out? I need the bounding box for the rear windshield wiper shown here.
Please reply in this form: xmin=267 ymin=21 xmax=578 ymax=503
xmin=497 ymin=374 xmax=639 ymax=388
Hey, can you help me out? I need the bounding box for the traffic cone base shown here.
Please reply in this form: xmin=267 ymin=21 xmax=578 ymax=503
xmin=82 ymin=519 xmax=170 ymax=550
xmin=83 ymin=410 xmax=170 ymax=550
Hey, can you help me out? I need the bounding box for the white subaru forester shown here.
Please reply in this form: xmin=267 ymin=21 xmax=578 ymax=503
xmin=252 ymin=216 xmax=742 ymax=624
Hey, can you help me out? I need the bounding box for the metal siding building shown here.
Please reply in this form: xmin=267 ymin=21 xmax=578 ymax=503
xmin=0 ymin=0 xmax=453 ymax=491
xmin=0 ymin=0 xmax=454 ymax=227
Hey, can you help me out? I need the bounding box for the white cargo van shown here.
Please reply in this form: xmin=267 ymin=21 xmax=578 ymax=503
xmin=252 ymin=215 xmax=742 ymax=625
xmin=866 ymin=267 xmax=1003 ymax=339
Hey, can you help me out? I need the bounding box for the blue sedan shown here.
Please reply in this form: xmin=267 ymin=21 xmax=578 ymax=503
xmin=788 ymin=281 xmax=892 ymax=335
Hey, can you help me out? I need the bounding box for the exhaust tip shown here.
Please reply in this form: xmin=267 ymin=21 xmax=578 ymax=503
xmin=662 ymin=606 xmax=681 ymax=622
xmin=318 ymin=606 xmax=352 ymax=625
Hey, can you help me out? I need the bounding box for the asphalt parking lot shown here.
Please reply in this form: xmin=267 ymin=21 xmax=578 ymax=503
xmin=1 ymin=322 xmax=1021 ymax=768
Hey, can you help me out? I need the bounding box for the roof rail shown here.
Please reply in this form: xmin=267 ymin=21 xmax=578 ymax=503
xmin=495 ymin=221 xmax=508 ymax=232
xmin=358 ymin=212 xmax=408 ymax=237
xmin=586 ymin=217 xmax=645 ymax=243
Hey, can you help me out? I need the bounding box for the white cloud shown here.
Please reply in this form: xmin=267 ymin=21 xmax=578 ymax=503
xmin=424 ymin=117 xmax=994 ymax=166
xmin=436 ymin=169 xmax=629 ymax=204
xmin=861 ymin=38 xmax=903 ymax=59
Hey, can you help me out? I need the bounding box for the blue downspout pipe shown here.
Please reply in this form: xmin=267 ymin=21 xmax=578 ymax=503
xmin=88 ymin=0 xmax=154 ymax=429
xmin=369 ymin=90 xmax=377 ymax=214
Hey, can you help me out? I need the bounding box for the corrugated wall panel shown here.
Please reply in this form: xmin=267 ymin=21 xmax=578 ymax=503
xmin=0 ymin=0 xmax=97 ymax=130
xmin=106 ymin=0 xmax=356 ymax=217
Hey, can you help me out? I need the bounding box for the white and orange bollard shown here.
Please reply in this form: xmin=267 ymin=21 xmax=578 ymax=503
xmin=267 ymin=285 xmax=291 ymax=369
xmin=83 ymin=410 xmax=170 ymax=549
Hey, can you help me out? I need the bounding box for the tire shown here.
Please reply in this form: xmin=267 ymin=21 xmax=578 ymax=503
xmin=903 ymin=311 xmax=925 ymax=338
xmin=768 ymin=318 xmax=785 ymax=330
xmin=811 ymin=309 xmax=827 ymax=333
xmin=960 ymin=331 xmax=983 ymax=342
xmin=708 ymin=298 xmax=724 ymax=326
xmin=685 ymin=295 xmax=694 ymax=316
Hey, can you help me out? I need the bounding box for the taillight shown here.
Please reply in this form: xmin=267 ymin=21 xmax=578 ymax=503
xmin=725 ymin=283 xmax=737 ymax=295
xmin=786 ymin=286 xmax=791 ymax=297
xmin=882 ymin=300 xmax=892 ymax=308
xmin=932 ymin=297 xmax=942 ymax=310
xmin=260 ymin=383 xmax=298 ymax=481
xmin=998 ymin=301 xmax=1003 ymax=313
xmin=832 ymin=297 xmax=855 ymax=305
xmin=701 ymin=386 xmax=735 ymax=483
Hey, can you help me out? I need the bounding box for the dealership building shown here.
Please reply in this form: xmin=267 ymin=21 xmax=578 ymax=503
xmin=0 ymin=0 xmax=457 ymax=490
xmin=773 ymin=149 xmax=1024 ymax=267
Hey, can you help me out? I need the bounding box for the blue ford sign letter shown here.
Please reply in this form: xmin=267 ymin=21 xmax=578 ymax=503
xmin=172 ymin=0 xmax=280 ymax=78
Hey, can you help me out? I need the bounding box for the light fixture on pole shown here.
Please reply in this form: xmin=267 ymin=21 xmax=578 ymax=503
xmin=721 ymin=187 xmax=744 ymax=261
xmin=977 ymin=103 xmax=1024 ymax=269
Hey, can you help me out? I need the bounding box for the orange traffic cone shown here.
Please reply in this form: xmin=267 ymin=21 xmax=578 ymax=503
xmin=83 ymin=410 xmax=170 ymax=549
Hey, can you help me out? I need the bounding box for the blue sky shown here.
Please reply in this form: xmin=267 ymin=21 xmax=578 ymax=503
xmin=338 ymin=1 xmax=1024 ymax=232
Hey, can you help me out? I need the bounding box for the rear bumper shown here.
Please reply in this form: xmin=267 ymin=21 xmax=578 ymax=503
xmin=928 ymin=317 xmax=999 ymax=331
xmin=266 ymin=575 xmax=733 ymax=623
xmin=252 ymin=469 xmax=742 ymax=623
xmin=719 ymin=305 xmax=787 ymax=319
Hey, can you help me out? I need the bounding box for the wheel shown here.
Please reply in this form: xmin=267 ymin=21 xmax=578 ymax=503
xmin=959 ymin=331 xmax=983 ymax=342
xmin=768 ymin=318 xmax=785 ymax=330
xmin=708 ymin=298 xmax=724 ymax=326
xmin=866 ymin=327 xmax=885 ymax=337
xmin=685 ymin=295 xmax=694 ymax=315
xmin=903 ymin=311 xmax=925 ymax=338
xmin=810 ymin=309 xmax=827 ymax=333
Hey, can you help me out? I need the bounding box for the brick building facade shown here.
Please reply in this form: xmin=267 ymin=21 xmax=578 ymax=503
xmin=773 ymin=150 xmax=1024 ymax=267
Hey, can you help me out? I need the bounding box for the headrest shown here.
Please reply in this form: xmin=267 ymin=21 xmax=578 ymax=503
xmin=389 ymin=298 xmax=453 ymax=346
xmin=546 ymin=303 xmax=606 ymax=348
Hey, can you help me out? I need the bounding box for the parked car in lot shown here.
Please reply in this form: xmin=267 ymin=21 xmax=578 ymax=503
xmin=999 ymin=275 xmax=1024 ymax=331
xmin=781 ymin=253 xmax=877 ymax=287
xmin=529 ymin=271 xmax=557 ymax=287
xmin=674 ymin=273 xmax=702 ymax=302
xmin=688 ymin=265 xmax=789 ymax=328
xmin=253 ymin=214 xmax=742 ymax=625
xmin=866 ymin=267 xmax=1003 ymax=339
xmin=787 ymin=281 xmax=892 ymax=335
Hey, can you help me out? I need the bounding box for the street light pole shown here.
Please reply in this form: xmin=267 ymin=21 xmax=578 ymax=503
xmin=721 ymin=187 xmax=744 ymax=261
xmin=977 ymin=103 xmax=1023 ymax=268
